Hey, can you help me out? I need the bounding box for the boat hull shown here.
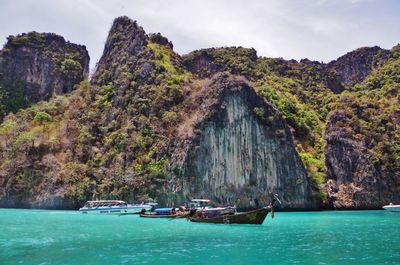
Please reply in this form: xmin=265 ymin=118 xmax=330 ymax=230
xmin=140 ymin=213 xmax=190 ymax=218
xmin=189 ymin=208 xmax=269 ymax=224
xmin=383 ymin=205 xmax=400 ymax=212
xmin=79 ymin=205 xmax=152 ymax=215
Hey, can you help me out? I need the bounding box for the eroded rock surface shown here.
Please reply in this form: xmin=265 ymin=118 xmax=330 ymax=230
xmin=327 ymin=46 xmax=390 ymax=86
xmin=0 ymin=32 xmax=89 ymax=118
xmin=169 ymin=77 xmax=319 ymax=210
xmin=325 ymin=108 xmax=400 ymax=209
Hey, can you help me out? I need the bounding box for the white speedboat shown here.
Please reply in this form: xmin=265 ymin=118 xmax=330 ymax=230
xmin=383 ymin=203 xmax=400 ymax=212
xmin=79 ymin=200 xmax=153 ymax=215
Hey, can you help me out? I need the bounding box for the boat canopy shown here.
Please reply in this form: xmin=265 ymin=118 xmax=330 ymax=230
xmin=154 ymin=208 xmax=174 ymax=216
xmin=188 ymin=199 xmax=212 ymax=208
xmin=86 ymin=200 xmax=126 ymax=203
xmin=83 ymin=200 xmax=127 ymax=207
xmin=145 ymin=202 xmax=159 ymax=206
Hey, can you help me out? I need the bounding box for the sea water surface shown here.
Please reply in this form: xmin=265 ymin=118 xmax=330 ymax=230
xmin=0 ymin=209 xmax=399 ymax=265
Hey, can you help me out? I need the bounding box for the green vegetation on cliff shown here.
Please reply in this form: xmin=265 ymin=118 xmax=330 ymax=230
xmin=0 ymin=16 xmax=398 ymax=209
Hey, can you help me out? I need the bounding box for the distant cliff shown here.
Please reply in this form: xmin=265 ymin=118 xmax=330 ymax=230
xmin=0 ymin=32 xmax=89 ymax=119
xmin=327 ymin=46 xmax=390 ymax=87
xmin=0 ymin=16 xmax=398 ymax=210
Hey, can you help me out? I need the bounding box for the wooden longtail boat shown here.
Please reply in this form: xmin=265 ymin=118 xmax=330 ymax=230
xmin=189 ymin=207 xmax=270 ymax=225
xmin=140 ymin=207 xmax=190 ymax=218
xmin=140 ymin=213 xmax=190 ymax=218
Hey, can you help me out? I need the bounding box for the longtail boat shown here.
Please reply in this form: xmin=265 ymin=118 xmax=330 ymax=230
xmin=140 ymin=212 xmax=190 ymax=218
xmin=140 ymin=208 xmax=190 ymax=218
xmin=189 ymin=194 xmax=281 ymax=225
xmin=189 ymin=207 xmax=270 ymax=225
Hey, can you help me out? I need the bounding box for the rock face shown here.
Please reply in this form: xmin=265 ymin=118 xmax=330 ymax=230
xmin=183 ymin=48 xmax=346 ymax=94
xmin=169 ymin=77 xmax=319 ymax=210
xmin=325 ymin=108 xmax=400 ymax=209
xmin=0 ymin=16 xmax=398 ymax=211
xmin=91 ymin=16 xmax=151 ymax=87
xmin=325 ymin=110 xmax=378 ymax=208
xmin=182 ymin=47 xmax=258 ymax=79
xmin=0 ymin=32 xmax=89 ymax=118
xmin=327 ymin=46 xmax=390 ymax=86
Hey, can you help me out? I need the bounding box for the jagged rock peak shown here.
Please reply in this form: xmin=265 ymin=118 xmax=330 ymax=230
xmin=327 ymin=46 xmax=390 ymax=86
xmin=149 ymin=33 xmax=173 ymax=49
xmin=105 ymin=16 xmax=147 ymax=53
xmin=91 ymin=16 xmax=151 ymax=86
xmin=391 ymin=43 xmax=400 ymax=58
xmin=0 ymin=31 xmax=89 ymax=118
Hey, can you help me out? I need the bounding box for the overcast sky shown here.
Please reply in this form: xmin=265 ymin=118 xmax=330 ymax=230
xmin=1 ymin=0 xmax=399 ymax=70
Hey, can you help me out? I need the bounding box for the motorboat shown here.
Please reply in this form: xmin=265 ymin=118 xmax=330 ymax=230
xmin=79 ymin=200 xmax=153 ymax=215
xmin=383 ymin=203 xmax=400 ymax=212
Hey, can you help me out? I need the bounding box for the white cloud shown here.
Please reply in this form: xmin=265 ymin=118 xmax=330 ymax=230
xmin=0 ymin=0 xmax=399 ymax=69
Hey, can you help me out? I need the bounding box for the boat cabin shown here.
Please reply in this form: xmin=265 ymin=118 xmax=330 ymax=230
xmin=188 ymin=199 xmax=211 ymax=209
xmin=155 ymin=208 xmax=175 ymax=216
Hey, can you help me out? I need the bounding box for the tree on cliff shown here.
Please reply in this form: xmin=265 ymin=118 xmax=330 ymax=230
xmin=34 ymin=111 xmax=52 ymax=132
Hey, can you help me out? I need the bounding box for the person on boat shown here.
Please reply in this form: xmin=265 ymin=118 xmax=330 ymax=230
xmin=140 ymin=208 xmax=146 ymax=214
xmin=197 ymin=211 xmax=203 ymax=218
xmin=189 ymin=208 xmax=197 ymax=217
xmin=171 ymin=207 xmax=176 ymax=215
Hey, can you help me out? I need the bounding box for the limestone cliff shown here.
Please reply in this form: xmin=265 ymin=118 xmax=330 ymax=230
xmin=91 ymin=16 xmax=151 ymax=88
xmin=182 ymin=47 xmax=258 ymax=79
xmin=325 ymin=109 xmax=400 ymax=209
xmin=324 ymin=48 xmax=400 ymax=209
xmin=0 ymin=32 xmax=89 ymax=119
xmin=0 ymin=16 xmax=398 ymax=210
xmin=169 ymin=77 xmax=318 ymax=209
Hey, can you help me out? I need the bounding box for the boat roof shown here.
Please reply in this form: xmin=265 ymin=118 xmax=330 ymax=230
xmin=191 ymin=199 xmax=210 ymax=202
xmin=85 ymin=200 xmax=126 ymax=203
xmin=145 ymin=202 xmax=159 ymax=206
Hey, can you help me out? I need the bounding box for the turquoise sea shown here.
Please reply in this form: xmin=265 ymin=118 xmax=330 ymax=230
xmin=0 ymin=209 xmax=399 ymax=265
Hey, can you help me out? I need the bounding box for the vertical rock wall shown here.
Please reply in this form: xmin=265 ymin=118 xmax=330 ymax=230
xmin=181 ymin=86 xmax=318 ymax=210
xmin=325 ymin=110 xmax=400 ymax=209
